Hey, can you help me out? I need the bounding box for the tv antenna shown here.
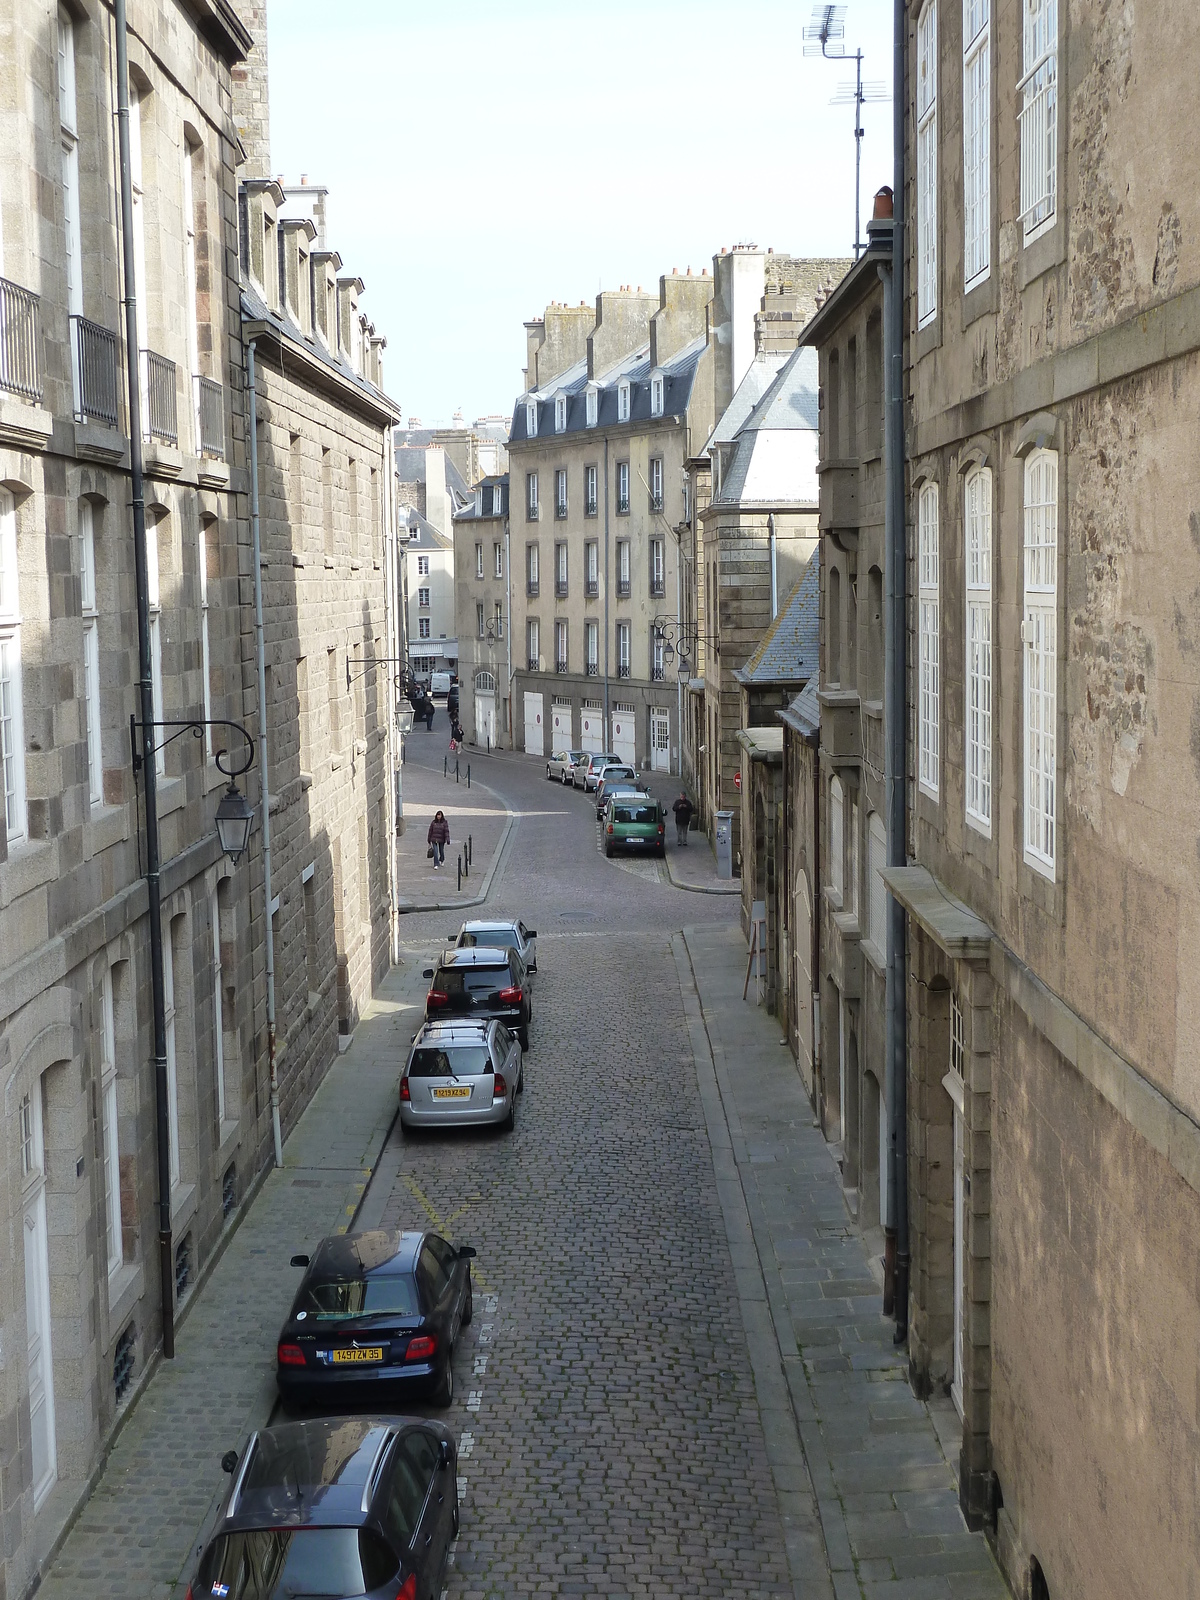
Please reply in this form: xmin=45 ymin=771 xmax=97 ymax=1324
xmin=804 ymin=6 xmax=890 ymax=260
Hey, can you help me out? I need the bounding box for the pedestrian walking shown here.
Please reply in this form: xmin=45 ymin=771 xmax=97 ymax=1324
xmin=427 ymin=809 xmax=450 ymax=869
xmin=672 ymin=791 xmax=695 ymax=847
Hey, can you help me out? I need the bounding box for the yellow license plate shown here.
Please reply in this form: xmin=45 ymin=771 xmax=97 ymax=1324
xmin=331 ymin=1346 xmax=383 ymax=1364
xmin=432 ymin=1086 xmax=471 ymax=1099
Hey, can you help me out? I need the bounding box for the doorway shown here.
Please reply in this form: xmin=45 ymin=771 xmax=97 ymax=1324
xmin=650 ymin=707 xmax=670 ymax=771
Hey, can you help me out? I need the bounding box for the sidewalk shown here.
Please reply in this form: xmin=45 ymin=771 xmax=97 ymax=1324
xmin=396 ymin=748 xmax=512 ymax=913
xmin=676 ymin=923 xmax=1010 ymax=1600
xmin=36 ymin=949 xmax=436 ymax=1600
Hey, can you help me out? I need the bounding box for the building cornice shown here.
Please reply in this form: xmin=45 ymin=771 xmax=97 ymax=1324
xmin=243 ymin=317 xmax=402 ymax=426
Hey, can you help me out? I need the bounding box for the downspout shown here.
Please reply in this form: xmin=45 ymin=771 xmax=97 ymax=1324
xmin=768 ymin=512 xmax=778 ymax=620
xmin=676 ymin=517 xmax=682 ymax=778
xmin=246 ymin=340 xmax=284 ymax=1169
xmin=602 ymin=436 xmax=610 ymax=734
xmin=505 ymin=517 xmax=512 ymax=746
xmin=115 ymin=0 xmax=174 ymax=1358
xmin=810 ymin=725 xmax=821 ymax=1113
xmin=885 ymin=0 xmax=910 ymax=1341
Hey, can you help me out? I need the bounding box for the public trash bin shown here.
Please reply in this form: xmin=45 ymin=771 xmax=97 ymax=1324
xmin=715 ymin=810 xmax=734 ymax=879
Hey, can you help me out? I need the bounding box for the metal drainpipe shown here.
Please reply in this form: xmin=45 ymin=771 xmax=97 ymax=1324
xmin=768 ymin=512 xmax=778 ymax=620
xmin=115 ymin=0 xmax=174 ymax=1358
xmin=885 ymin=0 xmax=910 ymax=1343
xmin=602 ymin=435 xmax=610 ymax=735
xmin=246 ymin=340 xmax=284 ymax=1169
xmin=505 ymin=518 xmax=512 ymax=746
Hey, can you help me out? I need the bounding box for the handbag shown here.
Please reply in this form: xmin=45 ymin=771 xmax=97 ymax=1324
xmin=427 ymin=845 xmax=435 ymax=859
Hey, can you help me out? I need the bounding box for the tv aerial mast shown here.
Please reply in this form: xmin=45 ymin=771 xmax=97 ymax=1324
xmin=803 ymin=5 xmax=889 ymax=260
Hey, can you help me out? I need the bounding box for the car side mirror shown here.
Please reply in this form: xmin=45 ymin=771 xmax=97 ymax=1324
xmin=526 ymin=930 xmax=537 ymax=939
xmin=439 ymin=1437 xmax=454 ymax=1469
xmin=290 ymin=1254 xmax=309 ymax=1268
xmin=458 ymin=1245 xmax=477 ymax=1259
xmin=422 ymin=967 xmax=434 ymax=979
xmin=221 ymin=1450 xmax=239 ymax=1474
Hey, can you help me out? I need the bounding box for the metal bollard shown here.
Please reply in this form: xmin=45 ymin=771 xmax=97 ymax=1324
xmin=443 ymin=754 xmax=447 ymax=778
xmin=468 ymin=834 xmax=473 ymax=867
xmin=455 ymin=758 xmax=460 ymax=783
xmin=457 ymin=853 xmax=462 ymax=891
xmin=467 ymin=764 xmax=471 ymax=788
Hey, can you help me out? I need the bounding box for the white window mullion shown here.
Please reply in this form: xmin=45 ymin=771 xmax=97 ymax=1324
xmin=962 ymin=1 xmax=991 ymax=288
xmin=916 ymin=2 xmax=938 ymax=326
xmin=1019 ymin=0 xmax=1058 ymax=239
xmin=964 ymin=468 xmax=992 ymax=832
xmin=918 ymin=482 xmax=940 ymax=796
xmin=0 ymin=488 xmax=26 ymax=842
xmin=1023 ymin=449 xmax=1058 ymax=873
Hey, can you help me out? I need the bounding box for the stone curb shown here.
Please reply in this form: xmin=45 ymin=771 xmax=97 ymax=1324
xmin=663 ymin=848 xmax=742 ymax=896
xmin=395 ymin=773 xmax=517 ymax=915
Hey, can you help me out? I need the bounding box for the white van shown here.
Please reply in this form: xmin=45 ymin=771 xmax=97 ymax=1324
xmin=430 ymin=670 xmax=453 ymax=697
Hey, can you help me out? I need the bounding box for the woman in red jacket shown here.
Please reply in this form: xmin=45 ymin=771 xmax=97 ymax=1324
xmin=427 ymin=809 xmax=450 ymax=869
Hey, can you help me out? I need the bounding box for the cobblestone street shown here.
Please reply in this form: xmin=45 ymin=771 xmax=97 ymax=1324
xmin=38 ymin=736 xmax=1006 ymax=1599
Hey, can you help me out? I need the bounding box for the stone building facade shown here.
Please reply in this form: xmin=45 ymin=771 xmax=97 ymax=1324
xmin=884 ymin=3 xmax=1200 ymax=1595
xmin=402 ymin=507 xmax=455 ymax=681
xmin=497 ymin=274 xmax=716 ymax=772
xmin=0 ymin=2 xmax=258 ymax=1592
xmin=452 ymin=475 xmax=509 ymax=748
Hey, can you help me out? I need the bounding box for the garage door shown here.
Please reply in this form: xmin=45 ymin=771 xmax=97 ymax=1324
xmin=551 ymin=700 xmax=573 ymax=753
xmin=579 ymin=701 xmax=604 ymax=753
xmin=523 ymin=692 xmax=544 ymax=757
xmin=610 ymin=705 xmax=636 ymax=766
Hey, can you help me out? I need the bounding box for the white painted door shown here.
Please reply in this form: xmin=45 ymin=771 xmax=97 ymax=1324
xmin=952 ymin=1103 xmax=965 ymax=1416
xmin=523 ymin=692 xmax=544 ymax=756
xmin=579 ymin=704 xmax=603 ymax=754
xmin=22 ymin=1089 xmax=56 ymax=1509
xmin=610 ymin=707 xmax=636 ymax=766
xmin=474 ymin=694 xmax=496 ymax=749
xmin=650 ymin=708 xmax=670 ymax=771
xmin=551 ymin=703 xmax=572 ymax=752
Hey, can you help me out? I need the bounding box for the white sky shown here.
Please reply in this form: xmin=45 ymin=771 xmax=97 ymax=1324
xmin=269 ymin=0 xmax=895 ymax=427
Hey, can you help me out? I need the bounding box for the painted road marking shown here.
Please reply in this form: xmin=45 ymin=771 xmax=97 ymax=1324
xmin=473 ymin=1355 xmax=488 ymax=1375
xmin=466 ymin=1390 xmax=482 ymax=1412
xmin=458 ymin=1431 xmax=474 ymax=1456
xmin=478 ymin=1322 xmax=494 ymax=1342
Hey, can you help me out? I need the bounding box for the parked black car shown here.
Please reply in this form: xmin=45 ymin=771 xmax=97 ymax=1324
xmin=187 ymin=1415 xmax=457 ymax=1600
xmin=422 ymin=946 xmax=531 ymax=1049
xmin=276 ymin=1230 xmax=474 ymax=1410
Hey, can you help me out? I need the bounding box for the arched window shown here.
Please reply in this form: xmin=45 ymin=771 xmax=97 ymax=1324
xmin=474 ymin=670 xmax=496 ymax=692
xmin=829 ymin=776 xmax=844 ymax=900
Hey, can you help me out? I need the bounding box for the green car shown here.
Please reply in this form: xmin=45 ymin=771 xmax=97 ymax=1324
xmin=603 ymin=794 xmax=666 ymax=857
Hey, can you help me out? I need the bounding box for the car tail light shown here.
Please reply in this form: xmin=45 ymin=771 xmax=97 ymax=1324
xmin=427 ymin=990 xmax=449 ymax=1009
xmin=405 ymin=1334 xmax=437 ymax=1362
xmin=498 ymin=986 xmax=522 ymax=1004
xmin=493 ymin=1074 xmax=508 ymax=1096
xmin=277 ymin=1342 xmax=306 ymax=1367
xmin=657 ymin=823 xmax=664 ymax=833
xmin=399 ymin=1076 xmax=411 ymax=1101
xmin=396 ymin=1575 xmax=417 ymax=1600
xmin=184 ymin=1588 xmax=194 ymax=1600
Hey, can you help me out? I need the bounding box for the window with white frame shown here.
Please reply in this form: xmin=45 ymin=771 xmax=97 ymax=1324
xmin=198 ymin=516 xmax=213 ymax=757
xmin=211 ymin=890 xmax=226 ymax=1123
xmin=617 ymin=380 xmax=630 ymax=423
xmin=527 ymin=470 xmax=539 ymax=519
xmin=99 ymin=966 xmax=123 ymax=1274
xmin=418 ymin=587 xmax=430 ymax=608
xmin=80 ymin=501 xmax=103 ymax=805
xmin=164 ymin=921 xmax=180 ymax=1189
xmin=148 ymin=517 xmax=165 ymax=773
xmin=868 ymin=812 xmax=887 ymax=950
xmin=650 ymin=537 xmax=665 ymax=596
xmin=555 ymin=468 xmax=567 ymax=517
xmin=963 ymin=0 xmax=991 ymax=287
xmin=526 ymin=400 xmax=538 ymax=437
xmin=494 ymin=542 xmax=503 ymax=578
xmin=418 ymin=554 xmax=430 ymax=577
xmin=585 ymin=463 xmax=598 ymax=516
xmin=617 ymin=461 xmax=630 ymax=513
xmin=650 ymin=374 xmax=664 ymax=417
xmin=58 ymin=8 xmax=82 ymax=406
xmin=649 ymin=456 xmax=664 ymax=510
xmin=918 ymin=482 xmax=940 ymax=795
xmin=829 ymin=776 xmax=844 ymax=899
xmin=965 ymin=466 xmax=992 ymax=831
xmin=554 ymin=393 xmax=566 ymax=432
xmin=0 ymin=489 xmax=25 ymax=842
xmin=1023 ymin=448 xmax=1057 ymax=872
xmin=1019 ymin=0 xmax=1058 ymax=240
xmin=493 ymin=600 xmax=503 ymax=637
xmin=617 ymin=621 xmax=630 ymax=676
xmin=474 ymin=543 xmax=483 ymax=578
xmin=476 ymin=602 xmax=485 ymax=638
xmin=418 ymin=618 xmax=431 ymax=639
xmin=527 ymin=618 xmax=539 ymax=667
xmin=847 ymin=796 xmax=860 ymax=917
xmin=586 ymin=540 xmax=598 ymax=590
xmin=585 ymin=387 xmax=598 ymax=427
xmin=618 ymin=538 xmax=631 ymax=588
xmin=491 ymin=483 xmax=504 ymax=515
xmin=183 ymin=137 xmax=202 ymax=444
xmin=555 ymin=619 xmax=568 ymax=670
xmin=586 ymin=620 xmax=598 ymax=673
xmin=652 ymin=631 xmax=665 ymax=680
xmin=527 ymin=542 xmax=539 ymax=592
xmin=916 ymin=1 xmax=938 ymax=326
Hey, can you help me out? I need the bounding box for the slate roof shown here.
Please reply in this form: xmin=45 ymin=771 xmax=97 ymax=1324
xmin=734 ymin=552 xmax=820 ymax=686
xmin=401 ymin=506 xmax=452 ymax=550
xmin=704 ymin=353 xmax=788 ymax=453
xmin=241 ymin=282 xmax=399 ymax=420
xmin=713 ymin=343 xmax=820 ymax=508
xmin=779 ymin=671 xmax=821 ymax=739
xmin=393 ymin=446 xmax=472 ymax=503
xmin=454 ymin=475 xmax=509 ymax=522
xmin=508 ymin=333 xmax=706 ymax=443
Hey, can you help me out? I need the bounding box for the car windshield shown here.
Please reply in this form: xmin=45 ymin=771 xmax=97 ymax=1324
xmin=615 ymin=804 xmax=659 ymax=824
xmin=198 ymin=1526 xmax=396 ymax=1599
xmin=409 ymin=1046 xmax=491 ymax=1077
xmin=459 ymin=929 xmax=517 ymax=950
xmin=297 ymin=1275 xmax=419 ymax=1320
xmin=439 ymin=967 xmax=510 ymax=995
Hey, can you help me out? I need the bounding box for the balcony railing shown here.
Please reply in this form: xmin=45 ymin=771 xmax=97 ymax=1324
xmin=617 ymin=498 xmax=630 ymax=515
xmin=0 ymin=278 xmax=43 ymax=403
xmin=585 ymin=499 xmax=598 ymax=517
xmin=650 ymin=578 xmax=666 ymax=599
xmin=195 ymin=374 xmax=225 ymax=459
xmin=142 ymin=349 xmax=178 ymax=445
xmin=555 ymin=501 xmax=568 ymax=520
xmin=585 ymin=579 xmax=599 ymax=599
xmin=651 ymin=665 xmax=665 ymax=682
xmin=649 ymin=493 xmax=664 ymax=513
xmin=555 ymin=659 xmax=569 ymax=674
xmin=617 ymin=579 xmax=631 ymax=600
xmin=527 ymin=656 xmax=540 ymax=672
xmin=527 ymin=579 xmax=539 ymax=598
xmin=527 ymin=502 xmax=539 ymax=521
xmin=555 ymin=579 xmax=569 ymax=599
xmin=72 ymin=315 xmax=119 ymax=427
xmin=618 ymin=663 xmax=630 ymax=679
xmin=586 ymin=661 xmax=598 ymax=677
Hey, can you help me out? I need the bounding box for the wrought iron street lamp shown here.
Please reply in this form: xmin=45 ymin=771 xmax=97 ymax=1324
xmin=130 ymin=715 xmax=256 ymax=863
xmin=214 ymin=781 xmax=255 ymax=863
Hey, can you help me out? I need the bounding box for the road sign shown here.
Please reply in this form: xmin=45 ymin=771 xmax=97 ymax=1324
xmin=733 ymin=771 xmax=742 ymax=791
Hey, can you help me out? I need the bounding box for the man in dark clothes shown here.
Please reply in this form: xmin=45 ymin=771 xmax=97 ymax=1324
xmin=672 ymin=791 xmax=694 ymax=846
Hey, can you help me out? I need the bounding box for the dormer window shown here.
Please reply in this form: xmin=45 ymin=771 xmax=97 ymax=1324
xmin=526 ymin=400 xmax=538 ymax=438
xmin=475 ymin=488 xmax=483 ymax=515
xmin=650 ymin=373 xmax=664 ymax=417
xmin=617 ymin=380 xmax=631 ymax=423
xmin=585 ymin=386 xmax=598 ymax=428
xmin=554 ymin=393 xmax=567 ymax=433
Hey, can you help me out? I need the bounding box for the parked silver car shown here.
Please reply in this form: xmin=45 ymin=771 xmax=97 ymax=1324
xmin=574 ymin=752 xmax=620 ymax=791
xmin=594 ymin=766 xmax=641 ymax=817
xmin=400 ymin=1019 xmax=523 ymax=1134
xmin=449 ymin=918 xmax=537 ymax=981
xmin=546 ymin=749 xmax=584 ymax=782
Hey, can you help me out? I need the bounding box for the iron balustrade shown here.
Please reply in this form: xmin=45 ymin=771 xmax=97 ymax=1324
xmin=143 ymin=350 xmax=178 ymax=445
xmin=650 ymin=578 xmax=666 ymax=598
xmin=585 ymin=499 xmax=598 ymax=517
xmin=555 ymin=659 xmax=569 ymax=674
xmin=586 ymin=661 xmax=598 ymax=677
xmin=0 ymin=278 xmax=42 ymax=403
xmin=555 ymin=579 xmax=569 ymax=599
xmin=585 ymin=580 xmax=599 ymax=599
xmin=649 ymin=494 xmax=664 ymax=512
xmin=555 ymin=501 xmax=568 ymax=519
xmin=617 ymin=579 xmax=631 ymax=599
xmin=195 ymin=374 xmax=225 ymax=459
xmin=651 ymin=665 xmax=665 ymax=681
xmin=527 ymin=656 xmax=540 ymax=672
xmin=526 ymin=579 xmax=539 ymax=598
xmin=72 ymin=315 xmax=119 ymax=427
xmin=618 ymin=664 xmax=631 ymax=679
